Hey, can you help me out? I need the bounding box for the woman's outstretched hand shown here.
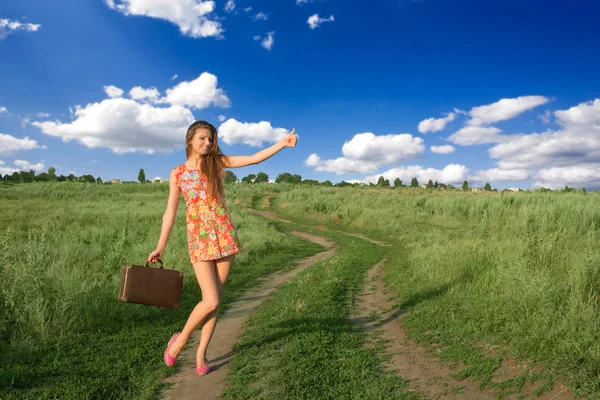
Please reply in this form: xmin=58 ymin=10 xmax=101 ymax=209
xmin=283 ymin=128 xmax=298 ymax=147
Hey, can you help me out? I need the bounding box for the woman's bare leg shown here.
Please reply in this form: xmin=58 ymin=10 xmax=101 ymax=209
xmin=196 ymin=254 xmax=235 ymax=367
xmin=167 ymin=260 xmax=221 ymax=358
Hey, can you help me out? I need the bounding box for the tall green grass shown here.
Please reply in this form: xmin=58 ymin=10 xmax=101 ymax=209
xmin=268 ymin=186 xmax=600 ymax=396
xmin=0 ymin=182 xmax=322 ymax=399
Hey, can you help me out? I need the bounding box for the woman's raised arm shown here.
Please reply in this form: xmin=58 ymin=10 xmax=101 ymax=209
xmin=222 ymin=129 xmax=297 ymax=169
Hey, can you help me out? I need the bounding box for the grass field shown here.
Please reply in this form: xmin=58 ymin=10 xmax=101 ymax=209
xmin=269 ymin=184 xmax=600 ymax=397
xmin=0 ymin=182 xmax=322 ymax=399
xmin=2 ymin=182 xmax=600 ymax=398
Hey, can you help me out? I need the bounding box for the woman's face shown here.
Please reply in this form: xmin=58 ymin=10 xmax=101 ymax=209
xmin=190 ymin=128 xmax=213 ymax=156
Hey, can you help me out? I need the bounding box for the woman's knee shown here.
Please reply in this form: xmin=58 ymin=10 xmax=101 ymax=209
xmin=203 ymin=297 xmax=220 ymax=312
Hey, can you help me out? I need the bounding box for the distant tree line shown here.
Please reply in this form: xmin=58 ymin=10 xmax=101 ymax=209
xmin=0 ymin=167 xmax=105 ymax=184
xmin=1 ymin=168 xmax=591 ymax=193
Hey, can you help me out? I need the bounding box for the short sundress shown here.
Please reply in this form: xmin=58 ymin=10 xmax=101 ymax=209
xmin=174 ymin=164 xmax=243 ymax=262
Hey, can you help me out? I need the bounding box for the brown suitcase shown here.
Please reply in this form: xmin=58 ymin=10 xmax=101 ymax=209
xmin=118 ymin=259 xmax=183 ymax=309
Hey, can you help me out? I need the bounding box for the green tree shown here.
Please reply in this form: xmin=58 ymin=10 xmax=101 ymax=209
xmin=393 ymin=178 xmax=402 ymax=188
xmin=275 ymin=172 xmax=302 ymax=184
xmin=410 ymin=177 xmax=419 ymax=188
xmin=224 ymin=170 xmax=237 ymax=184
xmin=11 ymin=171 xmax=22 ymax=182
xmin=242 ymin=174 xmax=256 ymax=184
xmin=434 ymin=180 xmax=439 ymax=188
xmin=301 ymin=179 xmax=320 ymax=185
xmin=335 ymin=181 xmax=352 ymax=187
xmin=322 ymin=180 xmax=333 ymax=187
xmin=48 ymin=166 xmax=57 ymax=181
xmin=67 ymin=174 xmax=76 ymax=182
xmin=377 ymin=176 xmax=390 ymax=187
xmin=20 ymin=170 xmax=35 ymax=183
xmin=36 ymin=172 xmax=50 ymax=182
xmin=58 ymin=175 xmax=67 ymax=182
xmin=79 ymin=174 xmax=96 ymax=183
xmin=254 ymin=172 xmax=269 ymax=183
xmin=462 ymin=180 xmax=469 ymax=191
xmin=97 ymin=177 xmax=103 ymax=184
xmin=138 ymin=168 xmax=146 ymax=184
xmin=484 ymin=182 xmax=492 ymax=191
xmin=427 ymin=179 xmax=434 ymax=189
xmin=275 ymin=172 xmax=293 ymax=183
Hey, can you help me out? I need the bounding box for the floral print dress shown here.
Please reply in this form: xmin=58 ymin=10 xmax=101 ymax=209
xmin=175 ymin=164 xmax=242 ymax=262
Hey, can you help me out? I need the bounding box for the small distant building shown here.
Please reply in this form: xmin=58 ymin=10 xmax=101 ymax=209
xmin=152 ymin=178 xmax=169 ymax=183
xmin=420 ymin=184 xmax=428 ymax=189
xmin=110 ymin=179 xmax=121 ymax=184
xmin=471 ymin=188 xmax=483 ymax=192
xmin=507 ymin=187 xmax=520 ymax=192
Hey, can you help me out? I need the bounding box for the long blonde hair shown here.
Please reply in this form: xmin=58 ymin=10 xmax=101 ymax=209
xmin=185 ymin=121 xmax=224 ymax=200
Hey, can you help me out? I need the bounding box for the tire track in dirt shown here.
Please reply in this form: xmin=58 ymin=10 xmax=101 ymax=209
xmin=260 ymin=195 xmax=573 ymax=399
xmin=161 ymin=226 xmax=337 ymax=400
xmin=351 ymin=259 xmax=573 ymax=400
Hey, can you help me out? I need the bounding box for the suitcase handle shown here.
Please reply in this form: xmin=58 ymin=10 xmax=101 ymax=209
xmin=145 ymin=258 xmax=164 ymax=268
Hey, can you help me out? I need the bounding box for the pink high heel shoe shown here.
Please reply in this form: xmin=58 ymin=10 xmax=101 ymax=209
xmin=164 ymin=332 xmax=181 ymax=367
xmin=196 ymin=357 xmax=210 ymax=376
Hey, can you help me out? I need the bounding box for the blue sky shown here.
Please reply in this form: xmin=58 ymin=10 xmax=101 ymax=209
xmin=1 ymin=0 xmax=599 ymax=189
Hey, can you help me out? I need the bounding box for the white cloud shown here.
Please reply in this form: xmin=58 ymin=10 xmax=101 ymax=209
xmin=430 ymin=145 xmax=455 ymax=154
xmin=0 ymin=133 xmax=46 ymax=156
xmin=554 ymin=99 xmax=600 ymax=128
xmin=296 ymin=0 xmax=309 ymax=4
xmin=252 ymin=12 xmax=268 ymax=21
xmin=341 ymin=132 xmax=424 ymax=164
xmin=538 ymin=110 xmax=552 ymax=124
xmin=305 ymin=132 xmax=425 ymax=175
xmin=32 ymin=98 xmax=195 ymax=154
xmin=259 ymin=31 xmax=275 ymax=50
xmin=535 ymin=165 xmax=600 ymax=189
xmin=244 ymin=7 xmax=252 ymax=12
xmin=21 ymin=117 xmax=31 ymax=130
xmin=0 ymin=106 xmax=8 ymax=114
xmin=0 ymin=18 xmax=41 ymax=39
xmin=307 ymin=14 xmax=334 ymax=29
xmin=305 ymin=154 xmax=379 ymax=174
xmin=448 ymin=126 xmax=505 ymax=145
xmin=36 ymin=112 xmax=50 ymax=118
xmin=0 ymin=166 xmax=19 ymax=176
xmin=470 ymin=168 xmax=529 ymax=182
xmin=104 ymin=85 xmax=124 ymax=98
xmin=364 ymin=164 xmax=469 ymax=185
xmin=418 ymin=112 xmax=456 ymax=133
xmin=14 ymin=159 xmax=45 ymax=171
xmin=218 ymin=114 xmax=226 ymax=122
xmin=105 ymin=0 xmax=223 ymax=39
xmin=485 ymin=98 xmax=600 ymax=189
xmin=171 ymin=74 xmax=179 ymax=80
xmin=467 ymin=96 xmax=549 ymax=126
xmin=253 ymin=35 xmax=261 ymax=41
xmin=129 ymin=86 xmax=160 ymax=101
xmin=224 ymin=0 xmax=235 ymax=12
xmin=157 ymin=72 xmax=230 ymax=109
xmin=218 ymin=118 xmax=288 ymax=147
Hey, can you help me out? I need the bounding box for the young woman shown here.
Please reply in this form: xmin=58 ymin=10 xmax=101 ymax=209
xmin=146 ymin=120 xmax=297 ymax=375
